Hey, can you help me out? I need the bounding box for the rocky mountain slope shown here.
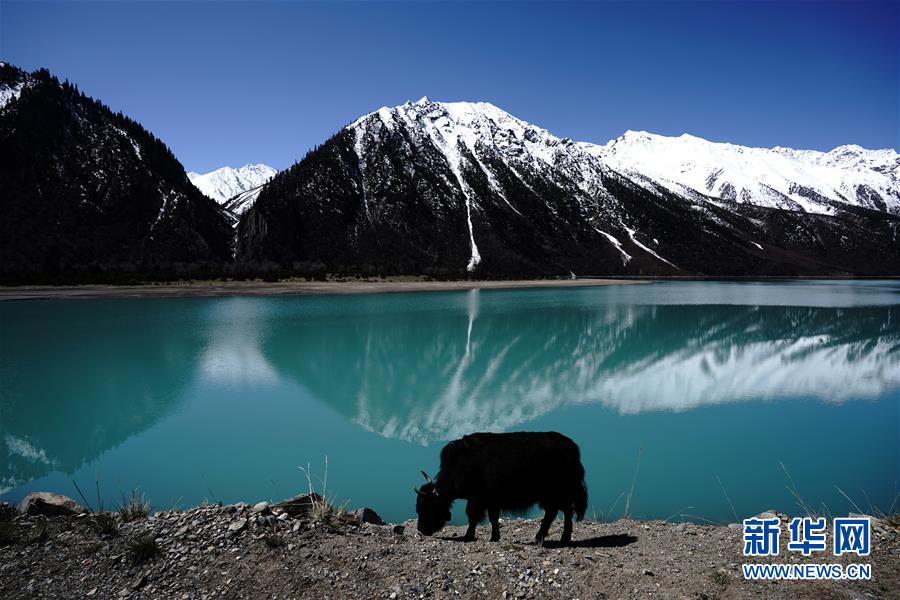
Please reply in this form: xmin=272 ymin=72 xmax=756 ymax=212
xmin=188 ymin=163 xmax=276 ymax=211
xmin=238 ymin=98 xmax=900 ymax=277
xmin=0 ymin=63 xmax=234 ymax=282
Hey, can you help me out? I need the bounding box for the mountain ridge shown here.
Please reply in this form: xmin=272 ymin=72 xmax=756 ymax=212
xmin=238 ymin=98 xmax=900 ymax=277
xmin=0 ymin=63 xmax=234 ymax=282
xmin=188 ymin=163 xmax=276 ymax=207
xmin=1 ymin=64 xmax=897 ymax=282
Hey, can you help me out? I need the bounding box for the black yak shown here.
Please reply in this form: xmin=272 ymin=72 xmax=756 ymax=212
xmin=414 ymin=432 xmax=587 ymax=545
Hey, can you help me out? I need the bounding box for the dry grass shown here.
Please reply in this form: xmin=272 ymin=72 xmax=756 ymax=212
xmin=126 ymin=534 xmax=161 ymax=565
xmin=90 ymin=512 xmax=118 ymax=536
xmin=298 ymin=456 xmax=349 ymax=530
xmin=0 ymin=521 xmax=18 ymax=546
xmin=623 ymin=448 xmax=643 ymax=519
xmin=118 ymin=489 xmax=150 ymax=522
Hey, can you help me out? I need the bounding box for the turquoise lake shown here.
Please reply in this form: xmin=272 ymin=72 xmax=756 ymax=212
xmin=1 ymin=281 xmax=898 ymax=524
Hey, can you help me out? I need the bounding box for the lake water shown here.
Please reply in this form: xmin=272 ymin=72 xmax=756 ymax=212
xmin=1 ymin=281 xmax=898 ymax=524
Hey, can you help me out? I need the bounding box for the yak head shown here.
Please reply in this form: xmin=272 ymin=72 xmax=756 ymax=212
xmin=414 ymin=471 xmax=451 ymax=536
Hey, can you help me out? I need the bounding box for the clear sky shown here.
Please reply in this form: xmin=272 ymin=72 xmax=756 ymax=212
xmin=1 ymin=1 xmax=897 ymax=172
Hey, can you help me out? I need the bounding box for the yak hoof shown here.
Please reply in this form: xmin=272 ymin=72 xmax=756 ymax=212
xmin=535 ymin=534 xmax=546 ymax=547
xmin=560 ymin=535 xmax=572 ymax=546
xmin=490 ymin=535 xmax=500 ymax=542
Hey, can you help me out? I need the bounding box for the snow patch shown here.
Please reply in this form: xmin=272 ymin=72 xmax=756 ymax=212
xmin=5 ymin=435 xmax=50 ymax=464
xmin=594 ymin=228 xmax=632 ymax=265
xmin=625 ymin=227 xmax=678 ymax=269
xmin=0 ymin=80 xmax=24 ymax=109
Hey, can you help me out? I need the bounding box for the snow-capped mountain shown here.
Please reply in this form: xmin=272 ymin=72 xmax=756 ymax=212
xmin=238 ymin=98 xmax=900 ymax=276
xmin=188 ymin=164 xmax=276 ymax=205
xmin=586 ymin=131 xmax=899 ymax=216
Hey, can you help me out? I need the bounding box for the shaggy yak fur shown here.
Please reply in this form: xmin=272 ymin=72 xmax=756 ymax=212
xmin=415 ymin=432 xmax=588 ymax=545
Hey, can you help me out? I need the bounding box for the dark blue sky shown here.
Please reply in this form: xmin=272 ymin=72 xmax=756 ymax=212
xmin=2 ymin=1 xmax=897 ymax=172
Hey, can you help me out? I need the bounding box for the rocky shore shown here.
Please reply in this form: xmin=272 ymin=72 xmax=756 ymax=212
xmin=1 ymin=494 xmax=898 ymax=600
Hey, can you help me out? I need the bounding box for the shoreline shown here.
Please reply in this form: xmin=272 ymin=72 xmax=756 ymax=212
xmin=2 ymin=498 xmax=897 ymax=599
xmin=0 ymin=278 xmax=644 ymax=301
xmin=2 ymin=275 xmax=897 ymax=301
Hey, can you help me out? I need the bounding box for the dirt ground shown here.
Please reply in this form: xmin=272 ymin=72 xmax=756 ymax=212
xmin=1 ymin=502 xmax=897 ymax=600
xmin=0 ymin=278 xmax=643 ymax=301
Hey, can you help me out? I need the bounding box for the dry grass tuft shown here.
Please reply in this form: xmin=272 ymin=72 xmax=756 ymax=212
xmin=126 ymin=534 xmax=161 ymax=565
xmin=118 ymin=489 xmax=150 ymax=522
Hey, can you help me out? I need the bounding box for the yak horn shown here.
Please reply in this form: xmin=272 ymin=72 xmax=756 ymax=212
xmin=421 ymin=471 xmax=432 ymax=483
xmin=413 ymin=486 xmax=426 ymax=496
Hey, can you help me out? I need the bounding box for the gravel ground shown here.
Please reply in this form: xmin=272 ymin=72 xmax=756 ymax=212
xmin=1 ymin=502 xmax=897 ymax=600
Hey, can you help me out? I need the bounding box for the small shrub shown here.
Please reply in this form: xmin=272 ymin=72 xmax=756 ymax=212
xmin=90 ymin=512 xmax=118 ymax=536
xmin=28 ymin=520 xmax=49 ymax=545
xmin=126 ymin=534 xmax=161 ymax=565
xmin=83 ymin=540 xmax=103 ymax=556
xmin=0 ymin=503 xmax=16 ymax=523
xmin=118 ymin=490 xmax=150 ymax=523
xmin=0 ymin=521 xmax=18 ymax=546
xmin=264 ymin=531 xmax=286 ymax=549
xmin=0 ymin=505 xmax=17 ymax=546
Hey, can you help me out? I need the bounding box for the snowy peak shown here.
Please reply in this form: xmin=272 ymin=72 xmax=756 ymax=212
xmin=345 ymin=99 xmax=607 ymax=271
xmin=593 ymin=130 xmax=899 ymax=215
xmin=347 ymin=99 xmax=899 ymax=217
xmin=188 ymin=163 xmax=276 ymax=204
xmin=0 ymin=63 xmax=27 ymax=110
xmin=348 ymin=98 xmax=572 ymax=166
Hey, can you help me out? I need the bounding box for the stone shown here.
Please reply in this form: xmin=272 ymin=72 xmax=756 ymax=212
xmin=252 ymin=502 xmax=269 ymax=514
xmin=277 ymin=512 xmax=290 ymax=521
xmin=848 ymin=513 xmax=883 ymax=530
xmin=752 ymin=509 xmax=788 ymax=521
xmin=131 ymin=574 xmax=148 ymax=590
xmin=18 ymin=492 xmax=85 ymax=516
xmin=265 ymin=515 xmax=277 ymax=527
xmin=272 ymin=493 xmax=325 ymax=517
xmin=227 ymin=518 xmax=247 ymax=533
xmin=392 ymin=525 xmax=405 ymax=535
xmin=350 ymin=507 xmax=385 ymax=526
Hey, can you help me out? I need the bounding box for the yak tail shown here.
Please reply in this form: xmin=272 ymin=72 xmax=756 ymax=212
xmin=573 ymin=461 xmax=588 ymax=521
xmin=574 ymin=478 xmax=588 ymax=521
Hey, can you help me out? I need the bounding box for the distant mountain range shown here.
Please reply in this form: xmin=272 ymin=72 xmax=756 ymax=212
xmin=188 ymin=164 xmax=276 ymax=215
xmin=239 ymin=97 xmax=900 ymax=276
xmin=2 ymin=64 xmax=898 ymax=282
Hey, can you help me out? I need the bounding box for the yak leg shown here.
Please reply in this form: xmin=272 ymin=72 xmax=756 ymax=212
xmin=488 ymin=507 xmax=501 ymax=542
xmin=560 ymin=507 xmax=573 ymax=545
xmin=535 ymin=506 xmax=558 ymax=546
xmin=464 ymin=501 xmax=484 ymax=541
